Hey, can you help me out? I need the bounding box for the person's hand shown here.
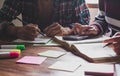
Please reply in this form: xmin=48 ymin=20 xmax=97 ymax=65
xmin=72 ymin=23 xmax=99 ymax=35
xmin=16 ymin=24 xmax=40 ymax=40
xmin=44 ymin=23 xmax=72 ymax=37
xmin=104 ymin=32 xmax=120 ymax=55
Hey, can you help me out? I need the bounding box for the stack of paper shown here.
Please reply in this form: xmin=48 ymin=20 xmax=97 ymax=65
xmin=38 ymin=50 xmax=66 ymax=58
xmin=16 ymin=56 xmax=47 ymax=65
xmin=83 ymin=63 xmax=114 ymax=76
xmin=48 ymin=61 xmax=81 ymax=72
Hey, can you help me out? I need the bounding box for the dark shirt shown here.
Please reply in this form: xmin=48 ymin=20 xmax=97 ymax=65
xmin=91 ymin=0 xmax=120 ymax=36
xmin=0 ymin=0 xmax=90 ymax=32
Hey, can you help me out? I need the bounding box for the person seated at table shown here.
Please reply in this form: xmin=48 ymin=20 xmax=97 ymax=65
xmin=72 ymin=0 xmax=120 ymax=55
xmin=0 ymin=0 xmax=90 ymax=40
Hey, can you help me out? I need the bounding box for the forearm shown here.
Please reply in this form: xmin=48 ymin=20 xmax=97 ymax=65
xmin=0 ymin=22 xmax=18 ymax=39
xmin=89 ymin=7 xmax=109 ymax=36
xmin=0 ymin=0 xmax=22 ymax=36
xmin=0 ymin=21 xmax=12 ymax=34
xmin=89 ymin=0 xmax=110 ymax=36
xmin=90 ymin=19 xmax=109 ymax=36
xmin=6 ymin=24 xmax=17 ymax=36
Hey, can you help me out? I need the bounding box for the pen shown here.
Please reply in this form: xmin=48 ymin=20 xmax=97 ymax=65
xmin=0 ymin=49 xmax=21 ymax=54
xmin=0 ymin=51 xmax=20 ymax=59
xmin=103 ymin=43 xmax=113 ymax=48
xmin=0 ymin=44 xmax=25 ymax=50
xmin=16 ymin=17 xmax=45 ymax=36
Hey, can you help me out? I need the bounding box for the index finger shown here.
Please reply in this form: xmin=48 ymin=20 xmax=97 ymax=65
xmin=104 ymin=36 xmax=120 ymax=43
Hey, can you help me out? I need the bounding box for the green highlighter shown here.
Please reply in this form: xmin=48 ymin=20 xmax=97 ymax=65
xmin=0 ymin=44 xmax=25 ymax=50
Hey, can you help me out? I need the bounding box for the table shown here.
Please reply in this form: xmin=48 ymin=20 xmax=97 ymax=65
xmin=0 ymin=45 xmax=87 ymax=76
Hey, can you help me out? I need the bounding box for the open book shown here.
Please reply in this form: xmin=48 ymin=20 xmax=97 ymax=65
xmin=53 ymin=36 xmax=120 ymax=63
xmin=71 ymin=43 xmax=119 ymax=63
xmin=53 ymin=35 xmax=109 ymax=50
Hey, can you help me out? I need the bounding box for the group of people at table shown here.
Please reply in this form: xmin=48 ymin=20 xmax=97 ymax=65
xmin=0 ymin=0 xmax=120 ymax=55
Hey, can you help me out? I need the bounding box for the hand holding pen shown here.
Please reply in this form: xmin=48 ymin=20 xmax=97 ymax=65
xmin=13 ymin=17 xmax=46 ymax=40
xmin=16 ymin=17 xmax=45 ymax=36
xmin=0 ymin=10 xmax=45 ymax=39
xmin=103 ymin=32 xmax=120 ymax=55
xmin=16 ymin=23 xmax=41 ymax=40
xmin=1 ymin=10 xmax=45 ymax=36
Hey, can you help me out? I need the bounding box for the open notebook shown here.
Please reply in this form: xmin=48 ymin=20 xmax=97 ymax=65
xmin=53 ymin=35 xmax=109 ymax=51
xmin=71 ymin=43 xmax=119 ymax=63
xmin=53 ymin=36 xmax=120 ymax=63
xmin=83 ymin=63 xmax=114 ymax=76
xmin=13 ymin=34 xmax=51 ymax=44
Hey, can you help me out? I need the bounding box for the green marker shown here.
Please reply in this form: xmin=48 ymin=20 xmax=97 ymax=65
xmin=0 ymin=44 xmax=25 ymax=50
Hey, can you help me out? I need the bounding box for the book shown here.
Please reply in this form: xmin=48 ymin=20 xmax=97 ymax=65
xmin=71 ymin=43 xmax=119 ymax=63
xmin=53 ymin=36 xmax=120 ymax=63
xmin=48 ymin=61 xmax=81 ymax=72
xmin=33 ymin=39 xmax=61 ymax=47
xmin=83 ymin=63 xmax=114 ymax=76
xmin=13 ymin=34 xmax=51 ymax=44
xmin=38 ymin=50 xmax=66 ymax=58
xmin=53 ymin=35 xmax=109 ymax=50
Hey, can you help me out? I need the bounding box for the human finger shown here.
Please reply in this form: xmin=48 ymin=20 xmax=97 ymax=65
xmin=104 ymin=36 xmax=120 ymax=43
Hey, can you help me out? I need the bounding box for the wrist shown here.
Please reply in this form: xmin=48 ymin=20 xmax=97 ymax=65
xmin=6 ymin=25 xmax=20 ymax=37
xmin=64 ymin=27 xmax=73 ymax=35
xmin=90 ymin=24 xmax=101 ymax=35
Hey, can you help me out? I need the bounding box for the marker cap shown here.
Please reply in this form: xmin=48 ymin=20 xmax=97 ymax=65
xmin=16 ymin=45 xmax=25 ymax=50
xmin=0 ymin=52 xmax=20 ymax=58
xmin=10 ymin=52 xmax=19 ymax=58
